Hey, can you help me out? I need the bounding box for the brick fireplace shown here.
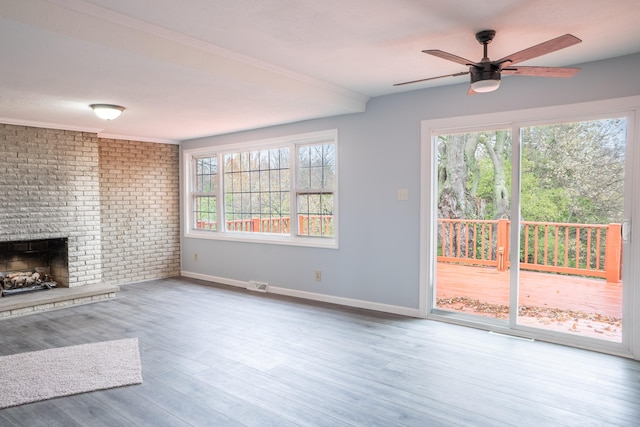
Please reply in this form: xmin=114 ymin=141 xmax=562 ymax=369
xmin=0 ymin=123 xmax=180 ymax=317
xmin=0 ymin=126 xmax=102 ymax=287
xmin=0 ymin=125 xmax=111 ymax=316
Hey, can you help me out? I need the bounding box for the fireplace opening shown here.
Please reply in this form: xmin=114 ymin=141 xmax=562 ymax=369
xmin=0 ymin=238 xmax=68 ymax=297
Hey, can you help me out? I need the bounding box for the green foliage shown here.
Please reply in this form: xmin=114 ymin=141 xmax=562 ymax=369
xmin=439 ymin=118 xmax=625 ymax=224
xmin=520 ymin=119 xmax=625 ymax=224
xmin=520 ymin=162 xmax=569 ymax=222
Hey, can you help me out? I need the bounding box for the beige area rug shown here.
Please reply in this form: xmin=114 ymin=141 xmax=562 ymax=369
xmin=0 ymin=338 xmax=142 ymax=409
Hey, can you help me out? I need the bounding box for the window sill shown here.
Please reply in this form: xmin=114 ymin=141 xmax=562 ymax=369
xmin=184 ymin=229 xmax=338 ymax=249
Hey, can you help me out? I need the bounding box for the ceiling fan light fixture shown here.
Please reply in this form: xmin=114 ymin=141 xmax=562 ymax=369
xmin=396 ymin=31 xmax=581 ymax=93
xmin=470 ymin=78 xmax=501 ymax=93
xmin=90 ymin=104 xmax=125 ymax=120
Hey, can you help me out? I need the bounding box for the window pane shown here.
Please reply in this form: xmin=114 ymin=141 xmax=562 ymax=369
xmin=298 ymin=194 xmax=310 ymax=215
xmin=222 ymin=147 xmax=291 ymax=234
xmin=194 ymin=196 xmax=216 ymax=230
xmin=310 ymin=145 xmax=323 ymax=166
xmin=296 ymin=142 xmax=335 ymax=237
xmin=250 ymin=170 xmax=260 ymax=191
xmin=324 ymin=165 xmax=336 ymax=188
xmin=241 ymin=193 xmax=251 ymax=213
xmin=297 ymin=143 xmax=335 ymax=191
xmin=251 ymin=193 xmax=261 ymax=214
xmin=259 ymin=150 xmax=270 ymax=169
xmin=280 ymin=148 xmax=290 ymax=169
xmin=297 ymin=193 xmax=334 ymax=237
xmin=239 ymin=172 xmax=250 ymax=191
xmin=227 ymin=153 xmax=239 ymax=172
xmin=270 ymin=150 xmax=282 ymax=169
xmin=281 ymin=169 xmax=290 ymax=189
xmin=260 ymin=170 xmax=270 ymax=191
xmin=297 ymin=167 xmax=311 ymax=189
xmin=261 ymin=193 xmax=272 ymax=214
xmin=240 ymin=152 xmax=250 ymax=170
xmin=195 ymin=156 xmax=217 ymax=193
xmin=299 ymin=145 xmax=311 ymax=167
xmin=309 ymin=166 xmax=324 ymax=189
xmin=320 ymin=193 xmax=334 ymax=213
xmin=281 ymin=192 xmax=290 ymax=216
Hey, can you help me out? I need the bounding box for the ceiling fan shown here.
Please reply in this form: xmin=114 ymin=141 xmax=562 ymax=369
xmin=394 ymin=30 xmax=582 ymax=94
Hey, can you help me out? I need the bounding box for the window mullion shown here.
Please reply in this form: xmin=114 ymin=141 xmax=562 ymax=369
xmin=190 ymin=156 xmax=197 ymax=231
xmin=297 ymin=189 xmax=333 ymax=195
xmin=217 ymin=152 xmax=224 ymax=232
xmin=290 ymin=142 xmax=299 ymax=235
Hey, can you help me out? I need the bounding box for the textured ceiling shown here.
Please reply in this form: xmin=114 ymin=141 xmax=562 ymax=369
xmin=1 ymin=0 xmax=640 ymax=143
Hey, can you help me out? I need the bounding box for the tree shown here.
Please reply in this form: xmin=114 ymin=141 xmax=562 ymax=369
xmin=520 ymin=118 xmax=625 ymax=223
xmin=438 ymin=130 xmax=511 ymax=221
xmin=484 ymin=130 xmax=510 ymax=219
xmin=437 ymin=130 xmax=511 ymax=259
xmin=438 ymin=133 xmax=471 ymax=220
xmin=437 ymin=118 xmax=625 ymax=225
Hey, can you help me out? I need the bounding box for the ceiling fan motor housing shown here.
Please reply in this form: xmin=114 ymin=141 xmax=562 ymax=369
xmin=469 ymin=62 xmax=501 ymax=84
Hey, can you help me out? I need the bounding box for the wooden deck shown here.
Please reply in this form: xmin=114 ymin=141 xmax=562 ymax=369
xmin=436 ymin=263 xmax=623 ymax=318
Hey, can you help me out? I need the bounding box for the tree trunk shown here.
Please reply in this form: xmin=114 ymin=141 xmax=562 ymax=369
xmin=483 ymin=130 xmax=510 ymax=219
xmin=438 ymin=134 xmax=468 ymax=219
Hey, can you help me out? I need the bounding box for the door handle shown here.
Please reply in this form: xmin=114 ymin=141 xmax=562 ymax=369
xmin=622 ymin=218 xmax=631 ymax=242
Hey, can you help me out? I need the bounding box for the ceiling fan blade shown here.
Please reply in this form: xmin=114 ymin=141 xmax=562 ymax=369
xmin=501 ymin=66 xmax=581 ymax=77
xmin=422 ymin=49 xmax=476 ymax=66
xmin=496 ymin=34 xmax=581 ymax=66
xmin=393 ymin=71 xmax=469 ymax=87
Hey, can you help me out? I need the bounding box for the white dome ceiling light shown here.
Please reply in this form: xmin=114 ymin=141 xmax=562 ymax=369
xmin=90 ymin=104 xmax=126 ymax=120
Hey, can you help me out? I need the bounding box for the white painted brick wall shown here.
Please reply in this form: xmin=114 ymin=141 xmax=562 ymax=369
xmin=99 ymin=139 xmax=180 ymax=285
xmin=0 ymin=124 xmax=102 ymax=287
xmin=0 ymin=124 xmax=180 ymax=288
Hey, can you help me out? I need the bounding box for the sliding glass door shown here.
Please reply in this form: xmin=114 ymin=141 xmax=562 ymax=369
xmin=434 ymin=129 xmax=512 ymax=323
xmin=517 ymin=118 xmax=626 ymax=342
xmin=430 ymin=114 xmax=630 ymax=348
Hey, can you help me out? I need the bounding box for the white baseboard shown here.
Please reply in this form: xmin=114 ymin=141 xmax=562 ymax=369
xmin=180 ymin=271 xmax=246 ymax=289
xmin=180 ymin=270 xmax=421 ymax=318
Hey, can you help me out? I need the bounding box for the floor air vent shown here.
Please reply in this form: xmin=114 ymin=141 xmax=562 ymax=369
xmin=247 ymin=281 xmax=269 ymax=292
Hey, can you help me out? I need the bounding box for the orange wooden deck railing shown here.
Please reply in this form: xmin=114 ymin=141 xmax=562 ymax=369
xmin=438 ymin=218 xmax=622 ymax=283
xmin=196 ymin=215 xmax=333 ymax=236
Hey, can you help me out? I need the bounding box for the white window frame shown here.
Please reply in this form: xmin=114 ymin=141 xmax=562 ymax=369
xmin=183 ymin=129 xmax=338 ymax=249
xmin=192 ymin=155 xmax=219 ymax=231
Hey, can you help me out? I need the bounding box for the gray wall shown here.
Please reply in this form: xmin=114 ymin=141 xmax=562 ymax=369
xmin=180 ymin=52 xmax=640 ymax=311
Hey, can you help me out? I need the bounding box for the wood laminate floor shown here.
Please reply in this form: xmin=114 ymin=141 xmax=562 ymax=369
xmin=0 ymin=277 xmax=639 ymax=426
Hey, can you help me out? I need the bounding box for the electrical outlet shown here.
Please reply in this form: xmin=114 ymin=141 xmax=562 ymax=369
xmin=194 ymin=253 xmax=198 ymax=262
xmin=315 ymin=270 xmax=322 ymax=281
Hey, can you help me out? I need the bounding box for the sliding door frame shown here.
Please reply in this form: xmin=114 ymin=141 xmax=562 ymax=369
xmin=419 ymin=96 xmax=640 ymax=359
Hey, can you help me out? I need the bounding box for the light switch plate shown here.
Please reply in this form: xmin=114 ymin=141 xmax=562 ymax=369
xmin=397 ymin=188 xmax=409 ymax=201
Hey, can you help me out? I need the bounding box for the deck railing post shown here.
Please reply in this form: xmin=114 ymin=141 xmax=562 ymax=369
xmin=496 ymin=218 xmax=509 ymax=271
xmin=605 ymin=223 xmax=622 ymax=283
xmin=299 ymin=216 xmax=306 ymax=235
